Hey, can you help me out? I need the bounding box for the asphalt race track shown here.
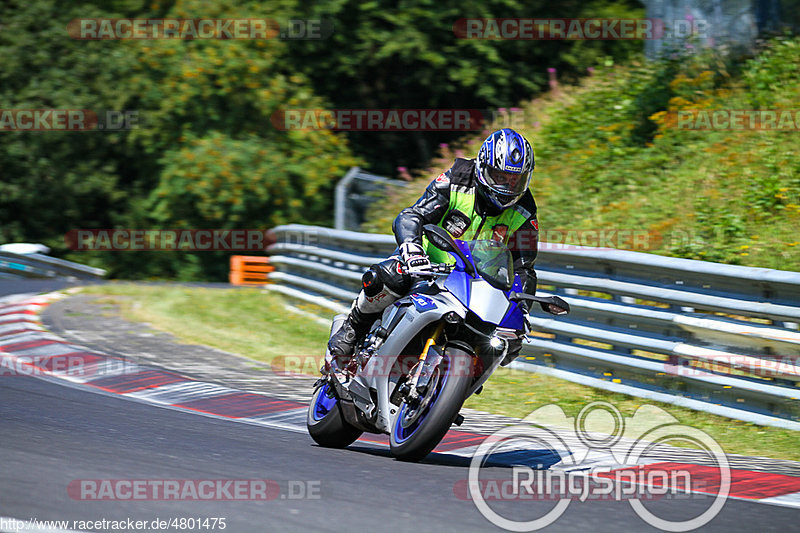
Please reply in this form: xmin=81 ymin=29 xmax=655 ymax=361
xmin=6 ymin=374 xmax=800 ymax=533
xmin=1 ymin=281 xmax=799 ymax=532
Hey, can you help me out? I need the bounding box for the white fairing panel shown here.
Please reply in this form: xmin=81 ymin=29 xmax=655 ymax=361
xmin=469 ymin=279 xmax=510 ymax=325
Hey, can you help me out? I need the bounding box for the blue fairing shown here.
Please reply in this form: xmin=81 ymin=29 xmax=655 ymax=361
xmin=510 ymin=272 xmax=523 ymax=293
xmin=443 ymin=269 xmax=471 ymax=307
xmin=442 ymin=240 xmax=474 ymax=308
xmin=453 ymin=240 xmax=473 ymax=269
xmin=499 ymin=301 xmax=525 ymax=330
xmin=499 ymin=273 xmax=525 ymax=330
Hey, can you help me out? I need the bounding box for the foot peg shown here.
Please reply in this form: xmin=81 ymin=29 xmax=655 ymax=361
xmin=452 ymin=413 xmax=464 ymax=426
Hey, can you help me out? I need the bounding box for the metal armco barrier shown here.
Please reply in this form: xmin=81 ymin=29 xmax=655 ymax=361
xmin=229 ymin=255 xmax=274 ymax=286
xmin=0 ymin=251 xmax=105 ymax=280
xmin=266 ymin=224 xmax=800 ymax=430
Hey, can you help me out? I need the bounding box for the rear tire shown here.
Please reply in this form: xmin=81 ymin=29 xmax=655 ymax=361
xmin=307 ymin=382 xmax=362 ymax=448
xmin=389 ymin=347 xmax=474 ymax=462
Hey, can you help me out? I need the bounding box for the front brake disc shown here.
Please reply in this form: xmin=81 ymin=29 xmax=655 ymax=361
xmin=400 ymin=367 xmax=441 ymax=428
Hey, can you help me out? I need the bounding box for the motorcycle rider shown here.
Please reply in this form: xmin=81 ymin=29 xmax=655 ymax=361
xmin=328 ymin=128 xmax=540 ymax=366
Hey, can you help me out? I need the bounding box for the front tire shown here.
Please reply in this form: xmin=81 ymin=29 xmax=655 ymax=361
xmin=390 ymin=347 xmax=474 ymax=462
xmin=307 ymin=382 xmax=362 ymax=448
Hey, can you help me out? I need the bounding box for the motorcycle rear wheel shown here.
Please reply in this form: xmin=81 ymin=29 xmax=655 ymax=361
xmin=307 ymin=381 xmax=363 ymax=448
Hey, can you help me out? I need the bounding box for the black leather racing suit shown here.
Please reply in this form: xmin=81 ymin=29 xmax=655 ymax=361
xmin=359 ymin=158 xmax=538 ymax=303
xmin=392 ymin=158 xmax=539 ymax=296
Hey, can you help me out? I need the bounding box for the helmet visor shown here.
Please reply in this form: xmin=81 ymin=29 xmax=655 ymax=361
xmin=482 ymin=164 xmax=531 ymax=197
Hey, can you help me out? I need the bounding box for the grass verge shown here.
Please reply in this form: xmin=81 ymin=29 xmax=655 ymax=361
xmin=78 ymin=283 xmax=799 ymax=461
xmin=80 ymin=283 xmax=331 ymax=362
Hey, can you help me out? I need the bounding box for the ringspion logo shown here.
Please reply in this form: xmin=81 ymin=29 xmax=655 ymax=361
xmin=465 ymin=402 xmax=730 ymax=531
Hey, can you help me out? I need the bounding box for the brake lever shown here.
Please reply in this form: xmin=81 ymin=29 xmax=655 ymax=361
xmin=399 ymin=265 xmax=452 ymax=277
xmin=408 ymin=272 xmax=450 ymax=279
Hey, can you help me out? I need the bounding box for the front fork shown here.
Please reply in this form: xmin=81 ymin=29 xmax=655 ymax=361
xmin=397 ymin=319 xmax=479 ymax=408
xmin=415 ymin=322 xmax=445 ymax=381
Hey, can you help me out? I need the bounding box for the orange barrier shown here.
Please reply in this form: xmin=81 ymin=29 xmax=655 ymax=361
xmin=229 ymin=255 xmax=274 ymax=286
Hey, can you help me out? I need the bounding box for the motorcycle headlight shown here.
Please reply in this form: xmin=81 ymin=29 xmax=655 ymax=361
xmin=489 ymin=336 xmax=504 ymax=350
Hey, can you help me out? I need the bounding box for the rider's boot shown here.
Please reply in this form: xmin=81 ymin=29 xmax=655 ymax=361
xmin=328 ymin=262 xmax=407 ymax=367
xmin=327 ymin=304 xmax=380 ymax=366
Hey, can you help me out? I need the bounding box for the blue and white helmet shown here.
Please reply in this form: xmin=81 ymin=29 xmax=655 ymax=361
xmin=475 ymin=128 xmax=534 ymax=209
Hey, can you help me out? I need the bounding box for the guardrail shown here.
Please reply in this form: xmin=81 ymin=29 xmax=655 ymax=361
xmin=0 ymin=251 xmax=106 ymax=280
xmin=266 ymin=224 xmax=800 ymax=430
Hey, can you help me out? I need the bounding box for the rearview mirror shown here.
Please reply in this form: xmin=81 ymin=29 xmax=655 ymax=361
xmin=539 ymin=295 xmax=570 ymax=315
xmin=423 ymin=224 xmax=456 ymax=253
xmin=509 ymin=292 xmax=571 ymax=316
xmin=541 ymin=302 xmax=569 ymax=316
xmin=422 ymin=224 xmax=475 ymax=276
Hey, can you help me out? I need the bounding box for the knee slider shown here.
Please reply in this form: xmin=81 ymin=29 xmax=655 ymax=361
xmin=378 ymin=259 xmax=412 ymax=295
xmin=362 ymin=268 xmax=384 ymax=298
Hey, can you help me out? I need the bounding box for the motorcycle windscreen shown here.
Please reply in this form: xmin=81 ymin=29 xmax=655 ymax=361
xmin=468 ymin=240 xmax=514 ymax=291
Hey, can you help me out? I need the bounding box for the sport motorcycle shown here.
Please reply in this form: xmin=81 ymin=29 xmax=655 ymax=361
xmin=307 ymin=224 xmax=570 ymax=461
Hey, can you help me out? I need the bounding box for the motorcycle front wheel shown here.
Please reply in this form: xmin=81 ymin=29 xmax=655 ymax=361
xmin=307 ymin=381 xmax=363 ymax=448
xmin=390 ymin=346 xmax=474 ymax=462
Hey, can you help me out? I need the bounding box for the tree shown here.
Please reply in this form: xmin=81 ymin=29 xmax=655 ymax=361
xmin=286 ymin=0 xmax=645 ymax=174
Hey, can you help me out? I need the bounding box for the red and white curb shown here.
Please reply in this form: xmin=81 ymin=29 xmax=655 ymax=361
xmin=2 ymin=292 xmax=800 ymax=509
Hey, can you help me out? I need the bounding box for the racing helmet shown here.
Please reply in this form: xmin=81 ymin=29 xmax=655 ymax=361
xmin=475 ymin=128 xmax=535 ymax=210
